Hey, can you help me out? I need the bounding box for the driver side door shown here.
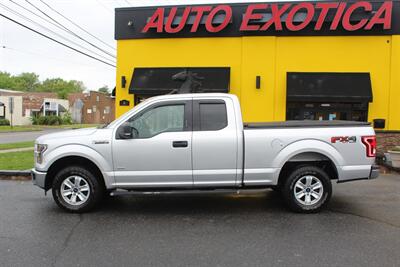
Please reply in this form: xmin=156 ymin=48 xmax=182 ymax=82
xmin=112 ymin=100 xmax=193 ymax=188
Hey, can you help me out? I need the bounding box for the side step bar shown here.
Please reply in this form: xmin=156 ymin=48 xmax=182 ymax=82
xmin=110 ymin=188 xmax=270 ymax=197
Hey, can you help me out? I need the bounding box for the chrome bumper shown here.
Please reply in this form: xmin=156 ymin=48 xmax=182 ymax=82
xmin=31 ymin=169 xmax=47 ymax=189
xmin=369 ymin=165 xmax=380 ymax=180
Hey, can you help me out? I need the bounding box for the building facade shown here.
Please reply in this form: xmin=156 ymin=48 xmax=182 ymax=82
xmin=114 ymin=1 xmax=400 ymax=138
xmin=68 ymin=91 xmax=115 ymax=124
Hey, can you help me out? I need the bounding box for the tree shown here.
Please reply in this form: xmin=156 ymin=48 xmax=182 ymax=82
xmin=0 ymin=71 xmax=86 ymax=98
xmin=98 ymin=85 xmax=110 ymax=95
xmin=38 ymin=78 xmax=85 ymax=99
xmin=0 ymin=71 xmax=16 ymax=89
xmin=13 ymin=72 xmax=40 ymax=91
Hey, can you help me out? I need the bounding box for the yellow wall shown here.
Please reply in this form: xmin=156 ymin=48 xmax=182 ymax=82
xmin=116 ymin=35 xmax=400 ymax=130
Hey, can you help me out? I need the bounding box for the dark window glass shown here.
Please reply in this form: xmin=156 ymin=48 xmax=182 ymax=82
xmin=199 ymin=103 xmax=227 ymax=131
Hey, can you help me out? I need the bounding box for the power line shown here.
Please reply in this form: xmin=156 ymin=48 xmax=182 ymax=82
xmin=1 ymin=44 xmax=111 ymax=69
xmin=38 ymin=0 xmax=116 ymax=52
xmin=0 ymin=2 xmax=115 ymax=65
xmin=0 ymin=13 xmax=115 ymax=68
xmin=25 ymin=0 xmax=116 ymax=59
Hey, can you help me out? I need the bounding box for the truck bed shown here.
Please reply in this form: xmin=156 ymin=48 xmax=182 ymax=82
xmin=244 ymin=120 xmax=371 ymax=129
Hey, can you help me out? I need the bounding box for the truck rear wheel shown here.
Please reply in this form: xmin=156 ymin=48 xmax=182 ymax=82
xmin=52 ymin=166 xmax=104 ymax=213
xmin=282 ymin=166 xmax=332 ymax=213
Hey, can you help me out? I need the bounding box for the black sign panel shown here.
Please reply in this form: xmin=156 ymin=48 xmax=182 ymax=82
xmin=115 ymin=1 xmax=400 ymax=40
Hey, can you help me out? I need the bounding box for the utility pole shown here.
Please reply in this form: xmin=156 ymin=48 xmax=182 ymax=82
xmin=9 ymin=97 xmax=14 ymax=129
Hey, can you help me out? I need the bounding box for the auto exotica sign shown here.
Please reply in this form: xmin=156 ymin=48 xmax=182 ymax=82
xmin=114 ymin=1 xmax=399 ymax=39
xmin=142 ymin=1 xmax=392 ymax=33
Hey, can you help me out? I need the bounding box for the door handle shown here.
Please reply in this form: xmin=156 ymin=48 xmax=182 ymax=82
xmin=172 ymin=141 xmax=188 ymax=148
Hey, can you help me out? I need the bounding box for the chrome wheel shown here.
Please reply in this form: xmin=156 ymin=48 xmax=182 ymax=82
xmin=60 ymin=176 xmax=90 ymax=206
xmin=294 ymin=175 xmax=324 ymax=206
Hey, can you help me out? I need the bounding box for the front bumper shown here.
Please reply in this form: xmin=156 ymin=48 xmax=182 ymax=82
xmin=31 ymin=169 xmax=47 ymax=189
xmin=369 ymin=165 xmax=380 ymax=180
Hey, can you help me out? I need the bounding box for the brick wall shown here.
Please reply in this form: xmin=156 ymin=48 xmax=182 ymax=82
xmin=376 ymin=132 xmax=400 ymax=153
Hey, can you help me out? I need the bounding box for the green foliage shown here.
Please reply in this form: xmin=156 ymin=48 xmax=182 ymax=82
xmin=61 ymin=112 xmax=72 ymax=125
xmin=30 ymin=113 xmax=72 ymax=125
xmin=98 ymin=85 xmax=110 ymax=95
xmin=0 ymin=118 xmax=10 ymax=126
xmin=0 ymin=71 xmax=85 ymax=98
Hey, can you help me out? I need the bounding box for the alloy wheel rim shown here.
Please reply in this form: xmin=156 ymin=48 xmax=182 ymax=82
xmin=60 ymin=176 xmax=90 ymax=206
xmin=294 ymin=175 xmax=324 ymax=206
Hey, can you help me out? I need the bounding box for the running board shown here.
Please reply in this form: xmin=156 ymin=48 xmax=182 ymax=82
xmin=109 ymin=188 xmax=270 ymax=196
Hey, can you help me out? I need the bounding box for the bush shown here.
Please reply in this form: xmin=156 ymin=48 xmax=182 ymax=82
xmin=61 ymin=112 xmax=72 ymax=125
xmin=30 ymin=115 xmax=64 ymax=125
xmin=0 ymin=119 xmax=10 ymax=126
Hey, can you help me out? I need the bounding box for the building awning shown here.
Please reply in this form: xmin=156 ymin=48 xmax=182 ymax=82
xmin=287 ymin=72 xmax=373 ymax=103
xmin=129 ymin=67 xmax=230 ymax=95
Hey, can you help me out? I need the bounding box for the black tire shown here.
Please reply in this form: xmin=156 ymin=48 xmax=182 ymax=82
xmin=52 ymin=166 xmax=104 ymax=213
xmin=282 ymin=166 xmax=332 ymax=213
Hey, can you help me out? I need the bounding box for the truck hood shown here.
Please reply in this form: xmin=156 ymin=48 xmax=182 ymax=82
xmin=36 ymin=127 xmax=98 ymax=143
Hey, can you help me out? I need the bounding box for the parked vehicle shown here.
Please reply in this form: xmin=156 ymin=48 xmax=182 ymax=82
xmin=32 ymin=93 xmax=379 ymax=213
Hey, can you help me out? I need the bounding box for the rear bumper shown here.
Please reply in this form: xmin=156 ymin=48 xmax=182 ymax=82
xmin=369 ymin=165 xmax=380 ymax=180
xmin=31 ymin=169 xmax=46 ymax=189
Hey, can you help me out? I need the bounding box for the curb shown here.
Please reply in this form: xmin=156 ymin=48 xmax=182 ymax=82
xmin=0 ymin=170 xmax=31 ymax=181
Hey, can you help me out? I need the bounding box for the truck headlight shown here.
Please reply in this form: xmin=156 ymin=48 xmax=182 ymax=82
xmin=35 ymin=144 xmax=48 ymax=164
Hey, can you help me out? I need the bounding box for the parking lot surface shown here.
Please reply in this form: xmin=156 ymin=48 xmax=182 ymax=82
xmin=0 ymin=174 xmax=399 ymax=267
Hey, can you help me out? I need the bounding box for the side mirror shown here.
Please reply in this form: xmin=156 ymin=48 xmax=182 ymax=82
xmin=118 ymin=123 xmax=133 ymax=139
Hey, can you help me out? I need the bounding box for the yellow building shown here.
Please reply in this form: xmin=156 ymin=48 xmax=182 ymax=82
xmin=115 ymin=1 xmax=400 ymax=132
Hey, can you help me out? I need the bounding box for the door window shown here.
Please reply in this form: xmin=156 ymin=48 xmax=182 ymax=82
xmin=199 ymin=103 xmax=227 ymax=131
xmin=128 ymin=104 xmax=185 ymax=138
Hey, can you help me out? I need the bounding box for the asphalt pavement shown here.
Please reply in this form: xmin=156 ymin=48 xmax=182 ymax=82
xmin=0 ymin=174 xmax=399 ymax=267
xmin=0 ymin=129 xmax=67 ymax=144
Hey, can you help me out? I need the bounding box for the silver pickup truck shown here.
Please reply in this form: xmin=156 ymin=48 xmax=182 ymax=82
xmin=32 ymin=93 xmax=379 ymax=213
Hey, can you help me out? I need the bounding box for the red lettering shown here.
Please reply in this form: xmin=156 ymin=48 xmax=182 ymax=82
xmin=286 ymin=2 xmax=314 ymax=31
xmin=330 ymin=2 xmax=346 ymax=30
xmin=342 ymin=2 xmax=372 ymax=31
xmin=165 ymin=7 xmax=191 ymax=33
xmin=239 ymin=4 xmax=268 ymax=31
xmin=190 ymin=6 xmax=212 ymax=32
xmin=315 ymin=2 xmax=339 ymax=30
xmin=260 ymin=3 xmax=291 ymax=31
xmin=142 ymin=7 xmax=164 ymax=33
xmin=205 ymin=5 xmax=232 ymax=33
xmin=365 ymin=1 xmax=392 ymax=30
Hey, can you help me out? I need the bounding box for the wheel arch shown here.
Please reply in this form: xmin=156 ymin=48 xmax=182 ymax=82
xmin=45 ymin=156 xmax=106 ymax=191
xmin=277 ymin=151 xmax=339 ymax=187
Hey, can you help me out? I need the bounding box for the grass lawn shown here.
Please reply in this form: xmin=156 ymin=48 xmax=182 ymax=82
xmin=0 ymin=141 xmax=35 ymax=150
xmin=0 ymin=150 xmax=34 ymax=170
xmin=0 ymin=124 xmax=99 ymax=132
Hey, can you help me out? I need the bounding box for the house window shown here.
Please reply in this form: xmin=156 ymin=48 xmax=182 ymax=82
xmin=92 ymin=105 xmax=97 ymax=113
xmin=96 ymin=95 xmax=100 ymax=102
xmin=104 ymin=106 xmax=111 ymax=114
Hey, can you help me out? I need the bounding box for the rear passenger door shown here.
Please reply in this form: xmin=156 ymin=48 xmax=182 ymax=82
xmin=192 ymin=98 xmax=238 ymax=187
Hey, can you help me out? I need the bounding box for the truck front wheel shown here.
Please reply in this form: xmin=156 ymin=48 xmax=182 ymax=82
xmin=52 ymin=166 xmax=104 ymax=213
xmin=282 ymin=166 xmax=332 ymax=213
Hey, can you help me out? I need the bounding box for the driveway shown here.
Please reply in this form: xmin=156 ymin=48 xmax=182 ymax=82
xmin=0 ymin=129 xmax=67 ymax=144
xmin=0 ymin=174 xmax=399 ymax=267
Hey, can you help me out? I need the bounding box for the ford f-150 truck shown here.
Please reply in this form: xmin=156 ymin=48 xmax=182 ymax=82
xmin=32 ymin=93 xmax=379 ymax=213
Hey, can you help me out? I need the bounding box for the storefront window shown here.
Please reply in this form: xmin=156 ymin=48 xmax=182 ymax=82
xmin=286 ymin=102 xmax=368 ymax=122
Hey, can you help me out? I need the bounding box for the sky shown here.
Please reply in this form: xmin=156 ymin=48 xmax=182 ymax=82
xmin=0 ymin=0 xmax=299 ymax=91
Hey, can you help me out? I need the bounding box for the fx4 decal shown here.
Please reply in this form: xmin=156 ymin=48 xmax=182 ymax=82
xmin=331 ymin=136 xmax=357 ymax=144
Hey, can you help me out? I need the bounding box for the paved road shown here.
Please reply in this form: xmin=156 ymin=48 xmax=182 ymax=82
xmin=1 ymin=174 xmax=399 ymax=267
xmin=0 ymin=129 xmax=66 ymax=144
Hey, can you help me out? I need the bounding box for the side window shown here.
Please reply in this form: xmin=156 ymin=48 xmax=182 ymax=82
xmin=199 ymin=103 xmax=227 ymax=131
xmin=128 ymin=104 xmax=185 ymax=138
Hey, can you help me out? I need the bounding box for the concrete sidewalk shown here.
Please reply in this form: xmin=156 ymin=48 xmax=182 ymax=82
xmin=0 ymin=147 xmax=34 ymax=153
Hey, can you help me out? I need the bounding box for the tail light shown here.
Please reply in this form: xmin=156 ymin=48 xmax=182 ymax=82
xmin=361 ymin=136 xmax=376 ymax=158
